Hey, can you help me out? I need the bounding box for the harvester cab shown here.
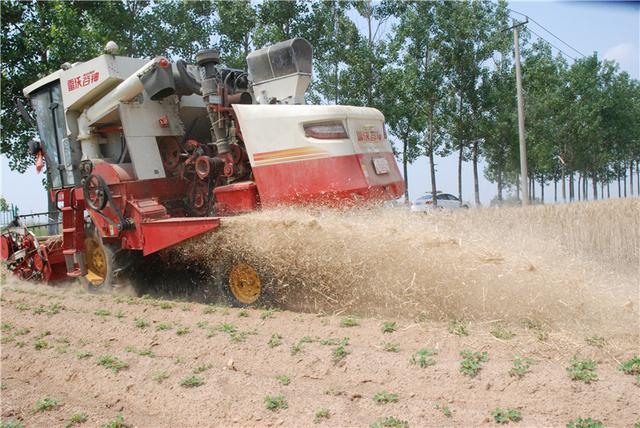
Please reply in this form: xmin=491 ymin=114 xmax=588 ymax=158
xmin=4 ymin=38 xmax=404 ymax=306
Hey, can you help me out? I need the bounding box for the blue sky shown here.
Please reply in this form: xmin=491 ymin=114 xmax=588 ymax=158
xmin=1 ymin=1 xmax=638 ymax=213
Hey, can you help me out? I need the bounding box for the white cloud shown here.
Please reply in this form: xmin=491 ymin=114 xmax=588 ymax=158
xmin=604 ymin=43 xmax=639 ymax=77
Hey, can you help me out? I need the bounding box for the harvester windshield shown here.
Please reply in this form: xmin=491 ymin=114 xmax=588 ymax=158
xmin=29 ymin=82 xmax=74 ymax=188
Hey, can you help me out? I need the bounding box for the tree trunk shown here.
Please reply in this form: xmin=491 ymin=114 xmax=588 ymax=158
xmin=540 ymin=173 xmax=544 ymax=203
xmin=457 ymin=142 xmax=463 ymax=206
xmin=554 ymin=178 xmax=557 ymax=203
xmin=402 ymin=139 xmax=409 ymax=202
xmin=497 ymin=169 xmax=503 ymax=202
xmin=366 ymin=0 xmax=373 ymax=106
xmin=577 ymin=173 xmax=581 ymax=201
xmin=636 ymin=160 xmax=639 ymax=195
xmin=569 ymin=173 xmax=574 ymax=202
xmin=531 ymin=177 xmax=535 ymax=202
xmin=617 ymin=170 xmax=621 ymax=198
xmin=600 ymin=180 xmax=604 ymax=199
xmin=427 ymin=109 xmax=437 ymax=207
xmin=562 ymin=170 xmax=566 ymax=202
xmin=630 ymin=161 xmax=635 ymax=196
xmin=583 ymin=175 xmax=588 ymax=201
xmin=592 ymin=172 xmax=597 ymax=200
xmin=472 ymin=141 xmax=480 ymax=206
xmin=607 ymin=181 xmax=610 ymax=198
xmin=623 ymin=166 xmax=627 ymax=197
xmin=516 ymin=173 xmax=520 ymax=201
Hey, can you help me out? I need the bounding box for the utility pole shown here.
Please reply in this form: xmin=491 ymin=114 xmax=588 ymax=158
xmin=511 ymin=18 xmax=529 ymax=205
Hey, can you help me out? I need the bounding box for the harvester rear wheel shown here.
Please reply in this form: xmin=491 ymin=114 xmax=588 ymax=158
xmin=219 ymin=261 xmax=272 ymax=307
xmin=83 ymin=235 xmax=117 ymax=292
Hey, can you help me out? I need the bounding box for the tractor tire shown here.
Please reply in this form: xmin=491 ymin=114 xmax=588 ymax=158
xmin=217 ymin=260 xmax=275 ymax=308
xmin=82 ymin=233 xmax=129 ymax=293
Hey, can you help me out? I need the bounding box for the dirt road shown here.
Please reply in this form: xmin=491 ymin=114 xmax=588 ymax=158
xmin=1 ymin=281 xmax=638 ymax=427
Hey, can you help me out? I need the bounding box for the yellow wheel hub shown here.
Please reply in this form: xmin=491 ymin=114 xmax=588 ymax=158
xmin=228 ymin=263 xmax=261 ymax=304
xmin=85 ymin=237 xmax=107 ymax=286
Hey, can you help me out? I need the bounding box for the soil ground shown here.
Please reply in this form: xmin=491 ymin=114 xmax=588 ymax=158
xmin=1 ymin=281 xmax=638 ymax=428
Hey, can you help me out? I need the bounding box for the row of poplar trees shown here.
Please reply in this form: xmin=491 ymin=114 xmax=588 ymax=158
xmin=2 ymin=0 xmax=639 ymax=205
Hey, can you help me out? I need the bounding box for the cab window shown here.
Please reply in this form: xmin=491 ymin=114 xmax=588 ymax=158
xmin=30 ymin=82 xmax=74 ymax=188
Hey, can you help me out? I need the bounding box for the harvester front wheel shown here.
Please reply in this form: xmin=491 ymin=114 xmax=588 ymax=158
xmin=83 ymin=235 xmax=117 ymax=292
xmin=219 ymin=262 xmax=272 ymax=307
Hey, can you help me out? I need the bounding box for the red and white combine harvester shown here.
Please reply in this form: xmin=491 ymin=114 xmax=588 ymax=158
xmin=2 ymin=39 xmax=403 ymax=305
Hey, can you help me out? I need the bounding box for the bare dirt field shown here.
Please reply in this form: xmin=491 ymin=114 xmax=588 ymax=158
xmin=1 ymin=199 xmax=639 ymax=427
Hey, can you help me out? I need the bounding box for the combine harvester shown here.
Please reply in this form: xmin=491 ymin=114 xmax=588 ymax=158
xmin=1 ymin=39 xmax=403 ymax=306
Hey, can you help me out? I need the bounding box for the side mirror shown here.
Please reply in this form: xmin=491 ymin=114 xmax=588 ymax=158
xmin=16 ymin=98 xmax=35 ymax=127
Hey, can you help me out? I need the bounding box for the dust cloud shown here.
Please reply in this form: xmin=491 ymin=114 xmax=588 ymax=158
xmin=173 ymin=199 xmax=639 ymax=337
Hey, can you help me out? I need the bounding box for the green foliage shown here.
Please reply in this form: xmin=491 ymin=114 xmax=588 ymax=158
xmin=619 ymin=356 xmax=640 ymax=375
xmin=264 ymin=394 xmax=287 ymax=411
xmin=268 ymin=333 xmax=283 ymax=348
xmin=382 ymin=342 xmax=400 ymax=353
xmin=567 ymin=356 xmax=598 ymax=383
xmin=314 ymin=407 xmax=330 ymax=423
xmin=448 ymin=320 xmax=468 ymax=337
xmin=492 ymin=408 xmax=522 ymax=424
xmin=491 ymin=323 xmax=515 ymax=340
xmin=381 ymin=321 xmax=397 ymax=333
xmin=332 ymin=344 xmax=351 ymax=363
xmin=435 ymin=403 xmax=452 ymax=417
xmin=155 ymin=323 xmax=172 ymax=331
xmin=101 ymin=413 xmax=130 ymax=428
xmin=1 ymin=420 xmax=25 ymax=428
xmin=77 ymin=350 xmax=93 ymax=359
xmin=65 ymin=412 xmax=88 ymax=428
xmin=96 ymin=355 xmax=128 ymax=373
xmin=340 ymin=316 xmax=359 ymax=327
xmin=35 ymin=397 xmax=60 ymax=412
xmin=459 ymin=350 xmax=489 ymax=377
xmin=133 ymin=318 xmax=149 ymax=329
xmin=152 ymin=371 xmax=169 ymax=383
xmin=373 ymin=391 xmax=399 ymax=405
xmin=176 ymin=326 xmax=190 ymax=336
xmin=193 ymin=364 xmax=212 ymax=374
xmin=275 ymin=375 xmax=290 ymax=386
xmin=370 ymin=416 xmax=409 ymax=428
xmin=179 ymin=375 xmax=204 ymax=388
xmin=509 ymin=356 xmax=534 ymax=378
xmin=34 ymin=339 xmax=50 ymax=350
xmin=566 ymin=418 xmax=604 ymax=428
xmin=410 ymin=348 xmax=437 ymax=368
xmin=95 ymin=309 xmax=110 ymax=316
xmin=584 ymin=335 xmax=606 ymax=348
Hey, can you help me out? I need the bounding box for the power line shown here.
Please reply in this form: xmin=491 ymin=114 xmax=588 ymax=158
xmin=527 ymin=27 xmax=578 ymax=62
xmin=507 ymin=8 xmax=587 ymax=58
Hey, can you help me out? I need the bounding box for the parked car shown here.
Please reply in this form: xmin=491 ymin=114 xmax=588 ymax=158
xmin=411 ymin=192 xmax=469 ymax=211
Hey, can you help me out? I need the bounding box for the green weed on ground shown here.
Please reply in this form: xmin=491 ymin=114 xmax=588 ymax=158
xmin=179 ymin=375 xmax=204 ymax=388
xmin=268 ymin=333 xmax=283 ymax=348
xmin=492 ymin=408 xmax=522 ymax=424
xmin=314 ymin=408 xmax=331 ymax=423
xmin=65 ymin=412 xmax=88 ymax=428
xmin=340 ymin=316 xmax=359 ymax=327
xmin=435 ymin=403 xmax=452 ymax=417
xmin=567 ymin=356 xmax=598 ymax=383
xmin=509 ymin=356 xmax=534 ymax=378
xmin=566 ymin=418 xmax=604 ymax=428
xmin=381 ymin=321 xmax=397 ymax=333
xmin=373 ymin=391 xmax=399 ymax=404
xmin=34 ymin=397 xmax=60 ymax=412
xmin=264 ymin=395 xmax=287 ymax=411
xmin=410 ymin=348 xmax=437 ymax=368
xmin=276 ymin=375 xmax=290 ymax=386
xmin=460 ymin=350 xmax=489 ymax=377
xmin=449 ymin=320 xmax=468 ymax=336
xmin=490 ymin=323 xmax=515 ymax=340
xmin=370 ymin=416 xmax=409 ymax=428
xmin=152 ymin=371 xmax=169 ymax=383
xmin=619 ymin=356 xmax=640 ymax=375
xmin=96 ymin=355 xmax=128 ymax=373
xmin=382 ymin=342 xmax=400 ymax=352
xmin=584 ymin=335 xmax=606 ymax=348
xmin=101 ymin=413 xmax=130 ymax=428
